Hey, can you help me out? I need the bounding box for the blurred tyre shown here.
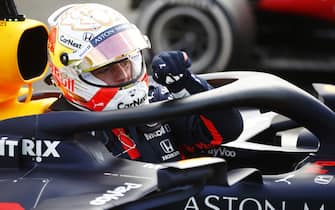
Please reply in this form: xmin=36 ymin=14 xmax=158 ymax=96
xmin=136 ymin=0 xmax=256 ymax=73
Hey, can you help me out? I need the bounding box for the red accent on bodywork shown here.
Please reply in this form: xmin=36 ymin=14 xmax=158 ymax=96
xmin=258 ymin=0 xmax=335 ymax=22
xmin=180 ymin=115 xmax=223 ymax=153
xmin=305 ymin=164 xmax=328 ymax=174
xmin=315 ymin=160 xmax=335 ymax=174
xmin=305 ymin=161 xmax=335 ymax=174
xmin=0 ymin=203 xmax=24 ymax=210
xmin=112 ymin=128 xmax=141 ymax=159
xmin=200 ymin=115 xmax=223 ymax=145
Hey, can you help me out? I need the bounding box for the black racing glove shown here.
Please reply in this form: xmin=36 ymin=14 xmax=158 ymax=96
xmin=151 ymin=51 xmax=192 ymax=93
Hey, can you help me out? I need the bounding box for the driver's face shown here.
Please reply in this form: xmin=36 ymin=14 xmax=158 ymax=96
xmin=92 ymin=59 xmax=132 ymax=85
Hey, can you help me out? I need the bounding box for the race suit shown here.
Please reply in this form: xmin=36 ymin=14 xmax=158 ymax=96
xmin=49 ymin=75 xmax=243 ymax=163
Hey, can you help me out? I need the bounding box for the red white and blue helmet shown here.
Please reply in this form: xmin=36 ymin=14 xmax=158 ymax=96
xmin=47 ymin=3 xmax=151 ymax=111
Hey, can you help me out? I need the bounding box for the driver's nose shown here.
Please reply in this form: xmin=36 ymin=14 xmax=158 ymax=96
xmin=111 ymin=63 xmax=131 ymax=82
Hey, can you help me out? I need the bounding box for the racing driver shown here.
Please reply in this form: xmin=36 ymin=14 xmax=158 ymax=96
xmin=47 ymin=3 xmax=243 ymax=163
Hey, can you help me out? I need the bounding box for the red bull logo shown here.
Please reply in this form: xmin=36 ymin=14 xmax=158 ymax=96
xmin=50 ymin=64 xmax=75 ymax=92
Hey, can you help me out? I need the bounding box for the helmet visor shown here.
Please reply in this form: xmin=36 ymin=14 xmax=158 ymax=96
xmin=76 ymin=24 xmax=150 ymax=73
xmin=80 ymin=51 xmax=144 ymax=87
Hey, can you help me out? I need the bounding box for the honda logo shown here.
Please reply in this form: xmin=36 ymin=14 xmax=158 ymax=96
xmin=160 ymin=139 xmax=175 ymax=153
xmin=83 ymin=32 xmax=94 ymax=42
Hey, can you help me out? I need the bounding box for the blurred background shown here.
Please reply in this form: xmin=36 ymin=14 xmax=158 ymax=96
xmin=16 ymin=1 xmax=135 ymax=23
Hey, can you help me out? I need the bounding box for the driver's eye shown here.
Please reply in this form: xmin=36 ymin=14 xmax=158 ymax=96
xmin=93 ymin=59 xmax=131 ymax=74
xmin=119 ymin=59 xmax=131 ymax=67
xmin=94 ymin=66 xmax=109 ymax=74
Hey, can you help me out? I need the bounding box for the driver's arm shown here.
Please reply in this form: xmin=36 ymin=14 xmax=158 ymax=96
xmin=151 ymin=51 xmax=243 ymax=154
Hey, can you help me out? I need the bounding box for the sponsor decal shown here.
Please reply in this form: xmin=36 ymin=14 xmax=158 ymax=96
xmin=83 ymin=32 xmax=95 ymax=42
xmin=93 ymin=102 xmax=105 ymax=109
xmin=145 ymin=122 xmax=160 ymax=128
xmin=90 ymin=182 xmax=142 ymax=206
xmin=162 ymin=151 xmax=180 ymax=161
xmin=144 ymin=124 xmax=171 ymax=141
xmin=51 ymin=65 xmax=75 ymax=92
xmin=274 ymin=174 xmax=295 ymax=185
xmin=314 ymin=175 xmax=333 ymax=185
xmin=0 ymin=137 xmax=60 ymax=162
xmin=185 ymin=196 xmax=325 ymax=210
xmin=59 ymin=35 xmax=82 ymax=49
xmin=207 ymin=147 xmax=236 ymax=158
xmin=117 ymin=95 xmax=147 ymax=109
xmin=158 ymin=139 xmax=180 ymax=161
xmin=160 ymin=139 xmax=174 ymax=153
xmin=91 ymin=24 xmax=130 ymax=47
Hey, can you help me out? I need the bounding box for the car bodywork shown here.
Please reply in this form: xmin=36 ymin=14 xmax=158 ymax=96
xmin=1 ymin=71 xmax=335 ymax=209
xmin=1 ymin=0 xmax=335 ymax=209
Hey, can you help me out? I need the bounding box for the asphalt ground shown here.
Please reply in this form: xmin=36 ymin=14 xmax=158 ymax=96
xmin=15 ymin=0 xmax=137 ymax=91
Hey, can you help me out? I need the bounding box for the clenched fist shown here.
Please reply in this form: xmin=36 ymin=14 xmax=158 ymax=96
xmin=151 ymin=51 xmax=192 ymax=92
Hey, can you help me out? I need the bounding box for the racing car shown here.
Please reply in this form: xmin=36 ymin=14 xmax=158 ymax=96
xmin=2 ymin=70 xmax=335 ymax=210
xmin=1 ymin=0 xmax=335 ymax=209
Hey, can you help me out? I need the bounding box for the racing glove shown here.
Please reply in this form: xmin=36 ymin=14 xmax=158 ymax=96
xmin=151 ymin=51 xmax=212 ymax=98
xmin=151 ymin=51 xmax=191 ymax=92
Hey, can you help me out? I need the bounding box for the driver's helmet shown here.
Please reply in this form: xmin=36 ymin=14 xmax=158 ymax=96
xmin=47 ymin=3 xmax=151 ymax=111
